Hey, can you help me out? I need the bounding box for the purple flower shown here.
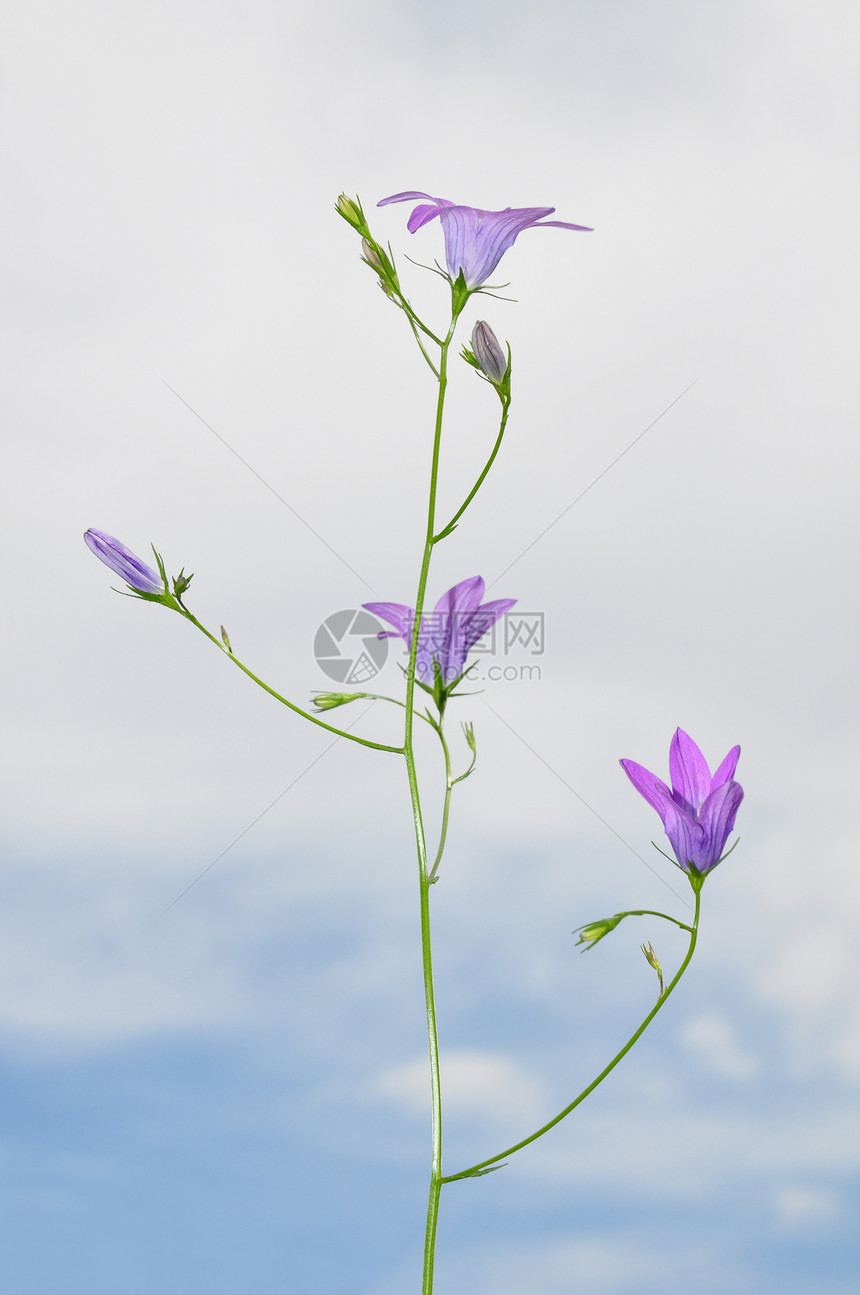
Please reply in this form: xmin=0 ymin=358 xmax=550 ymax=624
xmin=620 ymin=729 xmax=744 ymax=876
xmin=378 ymin=191 xmax=591 ymax=289
xmin=364 ymin=576 xmax=516 ymax=684
xmin=84 ymin=529 xmax=164 ymax=595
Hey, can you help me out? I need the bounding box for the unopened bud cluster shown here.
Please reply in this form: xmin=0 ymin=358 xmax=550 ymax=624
xmin=336 ymin=194 xmax=401 ymax=298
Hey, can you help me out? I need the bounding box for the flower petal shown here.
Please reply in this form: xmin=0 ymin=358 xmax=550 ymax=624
xmin=711 ymin=745 xmax=741 ymax=789
xmin=432 ymin=576 xmax=486 ymax=620
xmin=662 ymin=801 xmax=706 ymax=872
xmin=461 ymin=598 xmax=517 ymax=654
xmin=696 ymin=781 xmax=744 ymax=870
xmin=619 ymin=759 xmax=675 ymax=820
xmin=669 ymin=728 xmax=713 ymax=815
xmin=531 ymin=218 xmax=594 ymax=232
xmin=406 ymin=204 xmax=446 ymax=233
xmin=441 ymin=206 xmax=557 ymax=287
xmin=377 ymin=191 xmax=438 ymax=205
xmin=362 ymin=601 xmax=414 ymax=639
xmin=424 ymin=577 xmax=485 ymax=679
xmin=376 ymin=192 xmax=452 ymax=232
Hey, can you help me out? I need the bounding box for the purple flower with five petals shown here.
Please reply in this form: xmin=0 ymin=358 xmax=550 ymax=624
xmin=364 ymin=576 xmax=516 ymax=684
xmin=378 ymin=191 xmax=591 ymax=289
xmin=84 ymin=529 xmax=164 ymax=595
xmin=620 ymin=729 xmax=744 ymax=876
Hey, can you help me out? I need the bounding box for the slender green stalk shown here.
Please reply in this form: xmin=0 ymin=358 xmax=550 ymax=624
xmin=426 ymin=723 xmax=476 ymax=886
xmin=407 ymin=328 xmax=451 ymax=1295
xmin=178 ymin=608 xmax=403 ymax=754
xmin=406 ymin=314 xmax=442 ymax=379
xmin=398 ymin=294 xmax=471 ymax=1295
xmin=426 ymin=727 xmax=453 ymax=887
xmin=435 ymin=394 xmax=511 ymax=542
xmin=442 ymin=888 xmax=702 ymax=1182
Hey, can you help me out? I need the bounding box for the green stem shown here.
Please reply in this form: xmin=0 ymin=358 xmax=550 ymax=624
xmin=178 ymin=609 xmax=403 ymax=754
xmin=442 ymin=888 xmax=702 ymax=1183
xmin=426 ymin=723 xmax=476 ymax=886
xmin=435 ymin=394 xmax=511 ymax=541
xmin=392 ymin=287 xmax=444 ymax=350
xmin=427 ymin=727 xmax=453 ymax=887
xmin=400 ymin=297 xmax=469 ymax=1295
xmin=406 ymin=313 xmax=441 ymax=379
xmin=614 ymin=908 xmax=694 ymax=935
xmin=330 ymin=692 xmax=437 ymax=727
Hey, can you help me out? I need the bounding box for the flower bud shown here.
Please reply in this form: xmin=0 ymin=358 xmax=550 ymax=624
xmin=471 ymin=320 xmax=508 ymax=385
xmin=312 ymin=691 xmax=367 ymax=711
xmin=573 ymin=913 xmax=624 ymax=950
xmin=336 ymin=194 xmax=365 ymax=231
xmin=84 ymin=529 xmax=165 ymax=596
xmin=361 ymin=238 xmax=384 ymax=272
xmin=641 ymin=941 xmax=665 ymax=996
xmin=640 ymin=941 xmax=661 ymax=972
xmin=361 ymin=238 xmax=399 ymax=297
xmin=173 ymin=567 xmax=194 ymax=597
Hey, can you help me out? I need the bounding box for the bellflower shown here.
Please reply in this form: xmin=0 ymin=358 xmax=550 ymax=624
xmin=364 ymin=576 xmax=516 ymax=686
xmin=378 ymin=191 xmax=591 ymax=289
xmin=84 ymin=529 xmax=164 ymax=595
xmin=620 ymin=728 xmax=744 ymax=877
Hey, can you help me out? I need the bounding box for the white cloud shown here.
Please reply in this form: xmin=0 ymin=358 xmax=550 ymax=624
xmin=3 ymin=2 xmax=860 ymax=1287
xmin=774 ymin=1183 xmax=841 ymax=1227
xmin=680 ymin=1013 xmax=760 ymax=1080
xmin=371 ymin=1049 xmax=546 ymax=1127
xmin=374 ymin=1230 xmax=748 ymax=1295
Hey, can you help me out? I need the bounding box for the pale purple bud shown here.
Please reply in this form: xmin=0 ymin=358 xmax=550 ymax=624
xmin=471 ymin=320 xmax=508 ymax=384
xmin=84 ymin=529 xmax=164 ymax=595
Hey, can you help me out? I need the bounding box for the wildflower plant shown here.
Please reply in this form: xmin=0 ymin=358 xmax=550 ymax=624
xmin=85 ymin=189 xmax=744 ymax=1293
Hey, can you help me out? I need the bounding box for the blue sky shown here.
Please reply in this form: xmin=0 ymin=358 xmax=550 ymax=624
xmin=3 ymin=0 xmax=860 ymax=1291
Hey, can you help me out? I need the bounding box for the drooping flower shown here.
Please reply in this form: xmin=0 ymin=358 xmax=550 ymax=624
xmin=364 ymin=576 xmax=516 ymax=686
xmin=84 ymin=529 xmax=164 ymax=595
xmin=378 ymin=191 xmax=591 ymax=289
xmin=620 ymin=728 xmax=744 ymax=877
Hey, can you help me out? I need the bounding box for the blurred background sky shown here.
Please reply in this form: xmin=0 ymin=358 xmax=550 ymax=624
xmin=3 ymin=1 xmax=860 ymax=1291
